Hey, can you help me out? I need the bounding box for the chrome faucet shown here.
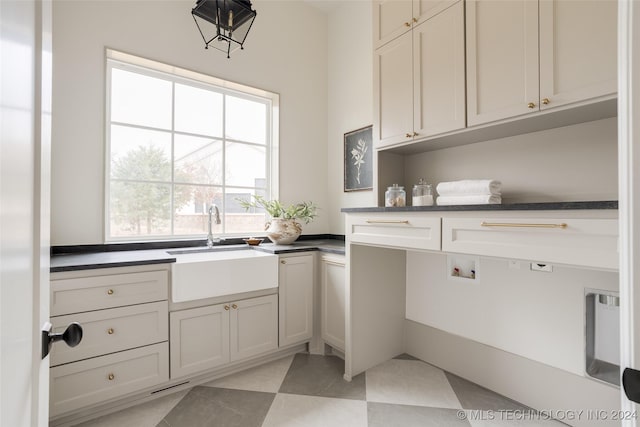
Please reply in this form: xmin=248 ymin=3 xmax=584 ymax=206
xmin=207 ymin=203 xmax=221 ymax=248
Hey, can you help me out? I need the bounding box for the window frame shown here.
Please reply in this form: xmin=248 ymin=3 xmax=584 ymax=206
xmin=104 ymin=49 xmax=279 ymax=242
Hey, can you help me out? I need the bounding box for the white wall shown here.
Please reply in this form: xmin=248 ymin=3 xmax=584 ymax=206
xmin=406 ymin=251 xmax=618 ymax=375
xmin=51 ymin=0 xmax=329 ymax=245
xmin=326 ymin=1 xmax=375 ymax=235
xmin=403 ymin=117 xmax=618 ymax=203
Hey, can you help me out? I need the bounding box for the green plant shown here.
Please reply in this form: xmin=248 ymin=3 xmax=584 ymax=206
xmin=237 ymin=195 xmax=318 ymax=224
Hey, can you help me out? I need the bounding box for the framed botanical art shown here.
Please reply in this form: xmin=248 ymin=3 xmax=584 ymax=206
xmin=344 ymin=125 xmax=373 ymax=192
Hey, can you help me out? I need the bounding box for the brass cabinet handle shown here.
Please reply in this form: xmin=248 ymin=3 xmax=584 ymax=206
xmin=412 ymin=131 xmax=418 ymax=137
xmin=108 ymin=373 xmax=115 ymax=381
xmin=107 ymin=328 xmax=114 ymax=335
xmin=527 ymin=102 xmax=536 ymax=109
xmin=232 ymin=304 xmax=238 ymax=309
xmin=405 ymin=133 xmax=412 ymax=138
xmin=224 ymin=305 xmax=230 ymax=310
xmin=480 ymin=222 xmax=567 ymax=229
xmin=542 ymin=98 xmax=550 ymax=105
xmin=365 ymin=220 xmax=410 ymax=224
xmin=413 ymin=17 xmax=418 ymax=23
xmin=404 ymin=21 xmax=411 ymax=27
xmin=280 ymin=260 xmax=286 ymax=264
xmin=107 ymin=289 xmax=114 ymax=295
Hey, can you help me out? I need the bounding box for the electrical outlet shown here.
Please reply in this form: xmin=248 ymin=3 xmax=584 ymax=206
xmin=531 ymin=262 xmax=553 ymax=272
xmin=508 ymin=260 xmax=521 ymax=270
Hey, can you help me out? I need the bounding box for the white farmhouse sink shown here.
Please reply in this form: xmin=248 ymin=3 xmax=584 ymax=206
xmin=168 ymin=248 xmax=278 ymax=303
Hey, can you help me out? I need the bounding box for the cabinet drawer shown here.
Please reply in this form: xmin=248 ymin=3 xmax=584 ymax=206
xmin=50 ymin=301 xmax=168 ymax=366
xmin=347 ymin=215 xmax=441 ymax=251
xmin=50 ymin=342 xmax=169 ymax=417
xmin=51 ymin=270 xmax=168 ymax=316
xmin=442 ymin=217 xmax=618 ymax=269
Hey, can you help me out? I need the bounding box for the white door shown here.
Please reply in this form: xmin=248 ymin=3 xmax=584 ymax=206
xmin=230 ymin=295 xmax=278 ymax=362
xmin=278 ymin=255 xmax=313 ymax=347
xmin=539 ymin=0 xmax=617 ymax=110
xmin=465 ymin=0 xmax=539 ymax=126
xmin=373 ymin=31 xmax=414 ymax=149
xmin=372 ymin=0 xmax=413 ymax=49
xmin=619 ymin=1 xmax=640 ymax=424
xmin=413 ymin=1 xmax=465 ymax=139
xmin=1 ymin=0 xmax=52 ymax=426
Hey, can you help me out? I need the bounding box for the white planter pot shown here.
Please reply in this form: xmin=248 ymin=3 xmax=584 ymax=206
xmin=265 ymin=219 xmax=302 ymax=245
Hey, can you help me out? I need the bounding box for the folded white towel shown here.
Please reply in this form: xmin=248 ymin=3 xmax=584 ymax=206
xmin=436 ymin=180 xmax=502 ymax=196
xmin=436 ymin=195 xmax=502 ymax=206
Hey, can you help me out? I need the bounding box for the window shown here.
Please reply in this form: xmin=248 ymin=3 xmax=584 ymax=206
xmin=105 ymin=50 xmax=279 ymax=241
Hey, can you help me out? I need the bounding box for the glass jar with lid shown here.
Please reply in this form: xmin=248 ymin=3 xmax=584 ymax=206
xmin=412 ymin=178 xmax=434 ymax=206
xmin=385 ymin=184 xmax=406 ymax=207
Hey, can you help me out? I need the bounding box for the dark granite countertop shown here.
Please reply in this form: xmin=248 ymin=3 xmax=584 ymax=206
xmin=341 ymin=200 xmax=617 ymax=213
xmin=50 ymin=239 xmax=345 ymax=273
xmin=50 ymin=250 xmax=177 ymax=273
xmin=253 ymin=240 xmax=345 ymax=255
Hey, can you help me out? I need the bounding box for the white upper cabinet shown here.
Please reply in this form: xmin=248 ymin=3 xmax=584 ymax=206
xmin=466 ymin=0 xmax=539 ymax=126
xmin=413 ymin=1 xmax=465 ymax=138
xmin=374 ymin=0 xmax=465 ymax=149
xmin=538 ymin=0 xmax=617 ymax=110
xmin=373 ymin=0 xmax=413 ymax=49
xmin=467 ymin=0 xmax=617 ymax=127
xmin=373 ymin=0 xmax=459 ymax=49
xmin=373 ymin=32 xmax=414 ymax=147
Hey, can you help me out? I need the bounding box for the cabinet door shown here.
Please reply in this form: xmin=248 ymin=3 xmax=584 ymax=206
xmin=413 ymin=0 xmax=458 ymax=24
xmin=51 ymin=301 xmax=168 ymax=366
xmin=413 ymin=1 xmax=465 ymax=138
xmin=320 ymin=256 xmax=346 ymax=352
xmin=373 ymin=0 xmax=413 ymax=49
xmin=230 ymin=295 xmax=278 ymax=362
xmin=169 ymin=304 xmax=229 ymax=379
xmin=50 ymin=343 xmax=169 ymax=417
xmin=466 ymin=0 xmax=539 ymax=126
xmin=278 ymin=255 xmax=314 ymax=347
xmin=373 ymin=31 xmax=414 ymax=149
xmin=539 ymin=0 xmax=617 ymax=110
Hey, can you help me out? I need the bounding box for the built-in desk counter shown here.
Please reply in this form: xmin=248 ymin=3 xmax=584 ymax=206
xmin=341 ymin=202 xmax=620 ymax=426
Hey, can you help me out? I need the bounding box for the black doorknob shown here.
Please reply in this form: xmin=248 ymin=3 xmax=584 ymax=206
xmin=41 ymin=322 xmax=83 ymax=360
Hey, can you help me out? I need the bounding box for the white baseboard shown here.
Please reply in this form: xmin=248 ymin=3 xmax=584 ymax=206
xmin=404 ymin=320 xmax=620 ymax=427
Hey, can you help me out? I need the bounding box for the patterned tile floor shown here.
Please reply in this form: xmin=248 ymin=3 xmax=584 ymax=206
xmin=74 ymin=353 xmax=565 ymax=427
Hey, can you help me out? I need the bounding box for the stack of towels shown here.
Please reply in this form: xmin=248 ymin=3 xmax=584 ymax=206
xmin=436 ymin=179 xmax=502 ymax=206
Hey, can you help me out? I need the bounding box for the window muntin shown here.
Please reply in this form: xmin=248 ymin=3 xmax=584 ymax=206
xmin=106 ymin=55 xmax=277 ymax=241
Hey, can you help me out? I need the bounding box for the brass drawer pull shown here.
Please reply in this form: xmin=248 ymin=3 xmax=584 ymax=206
xmin=280 ymin=260 xmax=286 ymax=264
xmin=232 ymin=304 xmax=238 ymax=309
xmin=108 ymin=373 xmax=115 ymax=381
xmin=107 ymin=289 xmax=114 ymax=295
xmin=224 ymin=305 xmax=230 ymax=310
xmin=365 ymin=220 xmax=410 ymax=224
xmin=480 ymin=222 xmax=567 ymax=229
xmin=107 ymin=328 xmax=114 ymax=335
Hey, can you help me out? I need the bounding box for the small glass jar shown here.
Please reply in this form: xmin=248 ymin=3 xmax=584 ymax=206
xmin=412 ymin=179 xmax=434 ymax=206
xmin=385 ymin=184 xmax=406 ymax=207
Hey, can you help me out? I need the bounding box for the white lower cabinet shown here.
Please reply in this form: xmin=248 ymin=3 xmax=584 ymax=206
xmin=170 ymin=294 xmax=278 ymax=379
xmin=320 ymin=254 xmax=346 ymax=352
xmin=347 ymin=214 xmax=441 ymax=251
xmin=278 ymin=254 xmax=314 ymax=347
xmin=49 ymin=267 xmax=170 ymax=419
xmin=441 ymin=217 xmax=619 ymax=270
xmin=50 ymin=343 xmax=169 ymax=417
xmin=230 ymin=295 xmax=279 ymax=361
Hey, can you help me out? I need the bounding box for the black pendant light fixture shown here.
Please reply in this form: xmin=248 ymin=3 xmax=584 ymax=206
xmin=192 ymin=0 xmax=257 ymax=59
